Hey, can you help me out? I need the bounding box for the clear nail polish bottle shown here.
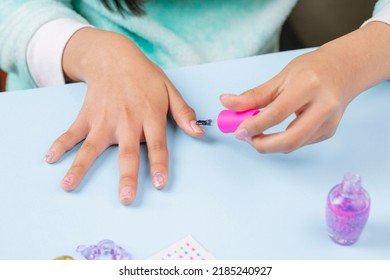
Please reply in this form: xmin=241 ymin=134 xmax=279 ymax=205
xmin=326 ymin=173 xmax=370 ymax=245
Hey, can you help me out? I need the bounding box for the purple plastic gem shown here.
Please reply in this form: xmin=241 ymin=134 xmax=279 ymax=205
xmin=77 ymin=240 xmax=129 ymax=260
xmin=326 ymin=173 xmax=371 ymax=245
xmin=97 ymin=240 xmax=116 ymax=259
xmin=76 ymin=244 xmax=101 ymax=260
xmin=111 ymin=244 xmax=129 ymax=260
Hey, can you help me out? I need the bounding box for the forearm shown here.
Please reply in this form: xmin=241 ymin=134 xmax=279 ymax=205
xmin=318 ymin=21 xmax=390 ymax=101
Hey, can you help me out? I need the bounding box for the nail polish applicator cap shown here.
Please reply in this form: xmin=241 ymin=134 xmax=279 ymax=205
xmin=217 ymin=109 xmax=260 ymax=133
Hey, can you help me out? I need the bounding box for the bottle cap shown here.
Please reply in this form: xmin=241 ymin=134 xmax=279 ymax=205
xmin=217 ymin=109 xmax=260 ymax=133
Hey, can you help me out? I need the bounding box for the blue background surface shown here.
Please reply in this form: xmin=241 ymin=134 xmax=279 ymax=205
xmin=0 ymin=49 xmax=389 ymax=259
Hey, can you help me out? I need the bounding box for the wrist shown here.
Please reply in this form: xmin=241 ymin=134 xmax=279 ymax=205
xmin=62 ymin=28 xmax=139 ymax=83
xmin=319 ymin=22 xmax=390 ymax=101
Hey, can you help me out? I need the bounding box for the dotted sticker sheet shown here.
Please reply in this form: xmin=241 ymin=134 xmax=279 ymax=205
xmin=148 ymin=235 xmax=215 ymax=260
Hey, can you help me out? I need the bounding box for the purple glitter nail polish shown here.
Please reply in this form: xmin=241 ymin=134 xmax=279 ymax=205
xmin=326 ymin=173 xmax=370 ymax=245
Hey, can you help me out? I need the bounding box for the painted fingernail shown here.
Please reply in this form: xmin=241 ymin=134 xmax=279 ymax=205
xmin=61 ymin=175 xmax=74 ymax=189
xmin=190 ymin=120 xmax=205 ymax=134
xmin=152 ymin=172 xmax=165 ymax=189
xmin=235 ymin=129 xmax=252 ymax=143
xmin=44 ymin=149 xmax=56 ymax=163
xmin=119 ymin=186 xmax=133 ymax=204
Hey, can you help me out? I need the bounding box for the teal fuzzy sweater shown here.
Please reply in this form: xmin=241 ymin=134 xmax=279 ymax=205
xmin=0 ymin=0 xmax=298 ymax=90
xmin=1 ymin=0 xmax=388 ymax=90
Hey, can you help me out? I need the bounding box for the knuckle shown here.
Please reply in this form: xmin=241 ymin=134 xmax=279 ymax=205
xmin=322 ymin=118 xmax=340 ymax=137
xmin=121 ymin=104 xmax=134 ymax=120
xmin=56 ymin=131 xmax=75 ymax=147
xmin=252 ymin=140 xmax=268 ymax=154
xmin=178 ymin=103 xmax=195 ymax=117
xmin=147 ymin=141 xmax=167 ymax=153
xmin=323 ymin=97 xmax=341 ymax=115
xmin=120 ymin=174 xmax=138 ymax=184
xmin=119 ymin=147 xmax=139 ymax=159
xmin=82 ymin=140 xmax=99 ymax=154
xmin=324 ymin=129 xmax=336 ymax=140
xmin=62 ymin=131 xmax=74 ymax=141
xmin=283 ymin=137 xmax=301 ymax=153
xmin=243 ymin=88 xmax=256 ymax=96
xmin=242 ymin=88 xmax=259 ymax=104
xmin=290 ymin=71 xmax=324 ymax=100
xmin=328 ymin=118 xmax=339 ymax=131
xmin=69 ymin=163 xmax=87 ymax=175
xmin=305 ymin=72 xmax=323 ymax=90
xmin=254 ymin=145 xmax=268 ymax=154
xmin=265 ymin=107 xmax=284 ymax=124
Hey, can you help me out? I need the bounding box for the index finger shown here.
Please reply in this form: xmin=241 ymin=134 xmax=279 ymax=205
xmin=219 ymin=75 xmax=281 ymax=111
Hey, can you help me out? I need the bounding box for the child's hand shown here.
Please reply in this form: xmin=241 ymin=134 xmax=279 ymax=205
xmin=220 ymin=22 xmax=390 ymax=153
xmin=220 ymin=49 xmax=350 ymax=153
xmin=44 ymin=28 xmax=204 ymax=204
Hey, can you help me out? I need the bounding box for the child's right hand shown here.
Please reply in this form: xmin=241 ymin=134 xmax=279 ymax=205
xmin=43 ymin=28 xmax=205 ymax=205
xmin=220 ymin=22 xmax=390 ymax=154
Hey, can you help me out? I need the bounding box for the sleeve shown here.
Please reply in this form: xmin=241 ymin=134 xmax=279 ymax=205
xmin=0 ymin=0 xmax=88 ymax=88
xmin=362 ymin=1 xmax=390 ymax=26
xmin=373 ymin=0 xmax=390 ymax=14
xmin=27 ymin=18 xmax=92 ymax=87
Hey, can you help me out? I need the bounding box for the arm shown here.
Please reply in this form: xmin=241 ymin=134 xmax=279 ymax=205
xmin=1 ymin=1 xmax=204 ymax=204
xmin=220 ymin=20 xmax=390 ymax=152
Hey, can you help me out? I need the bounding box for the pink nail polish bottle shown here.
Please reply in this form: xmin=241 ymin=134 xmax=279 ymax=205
xmin=217 ymin=109 xmax=260 ymax=133
xmin=326 ymin=173 xmax=371 ymax=245
xmin=196 ymin=109 xmax=260 ymax=133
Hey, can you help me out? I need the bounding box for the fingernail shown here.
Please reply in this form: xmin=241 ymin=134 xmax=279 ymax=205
xmin=44 ymin=149 xmax=56 ymax=163
xmin=220 ymin=93 xmax=237 ymax=98
xmin=119 ymin=186 xmax=133 ymax=204
xmin=152 ymin=172 xmax=165 ymax=189
xmin=235 ymin=129 xmax=252 ymax=143
xmin=190 ymin=120 xmax=205 ymax=134
xmin=61 ymin=175 xmax=74 ymax=189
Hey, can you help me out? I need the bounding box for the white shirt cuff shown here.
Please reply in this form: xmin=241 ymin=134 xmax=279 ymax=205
xmin=362 ymin=3 xmax=390 ymax=27
xmin=27 ymin=18 xmax=93 ymax=87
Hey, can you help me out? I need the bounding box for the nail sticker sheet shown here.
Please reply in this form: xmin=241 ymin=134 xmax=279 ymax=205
xmin=148 ymin=235 xmax=215 ymax=260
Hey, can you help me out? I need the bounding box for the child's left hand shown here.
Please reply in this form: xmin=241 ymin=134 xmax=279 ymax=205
xmin=43 ymin=28 xmax=204 ymax=205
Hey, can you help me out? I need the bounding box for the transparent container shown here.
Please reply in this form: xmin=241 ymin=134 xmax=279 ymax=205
xmin=326 ymin=173 xmax=370 ymax=245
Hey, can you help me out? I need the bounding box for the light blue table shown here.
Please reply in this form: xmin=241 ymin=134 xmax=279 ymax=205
xmin=1 ymin=49 xmax=389 ymax=260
